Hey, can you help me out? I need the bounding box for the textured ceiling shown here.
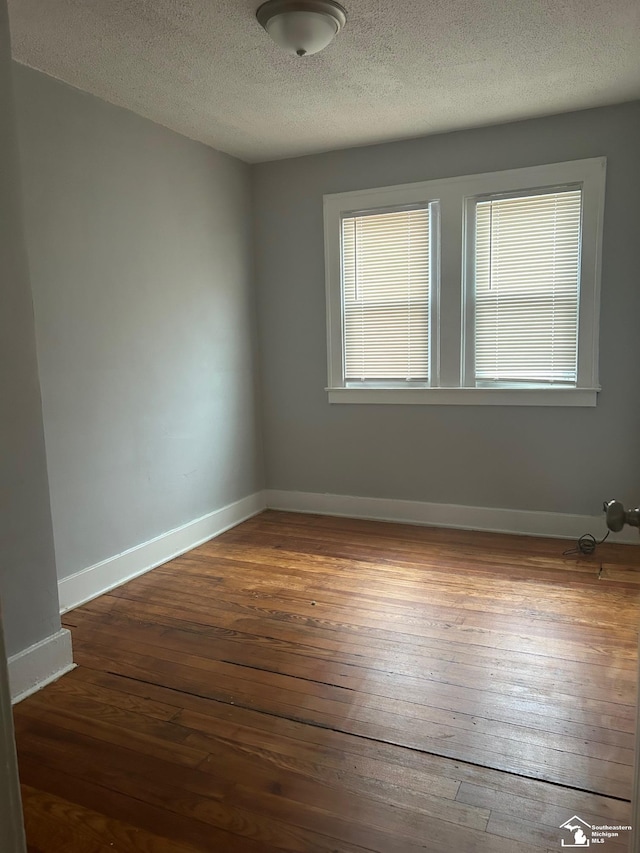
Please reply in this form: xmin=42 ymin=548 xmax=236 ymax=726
xmin=8 ymin=0 xmax=640 ymax=163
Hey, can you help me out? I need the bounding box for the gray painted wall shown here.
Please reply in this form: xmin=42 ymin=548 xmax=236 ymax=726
xmin=1 ymin=3 xmax=38 ymax=845
xmin=253 ymin=102 xmax=640 ymax=516
xmin=0 ymin=613 xmax=26 ymax=853
xmin=13 ymin=65 xmax=263 ymax=582
xmin=0 ymin=15 xmax=60 ymax=656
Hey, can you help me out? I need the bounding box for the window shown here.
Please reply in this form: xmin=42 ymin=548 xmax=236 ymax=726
xmin=342 ymin=206 xmax=434 ymax=384
xmin=473 ymin=190 xmax=582 ymax=386
xmin=324 ymin=158 xmax=605 ymax=406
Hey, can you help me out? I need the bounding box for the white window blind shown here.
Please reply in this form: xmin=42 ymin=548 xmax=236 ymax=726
xmin=474 ymin=189 xmax=582 ymax=385
xmin=342 ymin=207 xmax=431 ymax=382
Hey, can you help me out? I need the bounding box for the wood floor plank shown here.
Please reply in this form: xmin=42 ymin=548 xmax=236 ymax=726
xmin=18 ymin=756 xmax=335 ymax=853
xmin=64 ymin=608 xmax=637 ymax=745
xmin=16 ymin=510 xmax=640 ymax=852
xmin=21 ymin=785 xmax=210 ymax=853
xmin=98 ymin=574 xmax=640 ymax=666
xmin=456 ymin=780 xmax=631 ymax=840
xmin=75 ymin=584 xmax=638 ymax=669
xmin=55 ymin=665 xmax=632 ymax=806
xmin=15 ymin=725 xmax=507 ymax=853
xmin=65 ymin=629 xmax=635 ymax=783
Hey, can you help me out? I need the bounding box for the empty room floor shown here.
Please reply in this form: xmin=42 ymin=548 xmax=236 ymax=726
xmin=13 ymin=510 xmax=640 ymax=852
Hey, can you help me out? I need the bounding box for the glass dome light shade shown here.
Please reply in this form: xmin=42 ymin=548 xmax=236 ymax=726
xmin=257 ymin=0 xmax=347 ymax=57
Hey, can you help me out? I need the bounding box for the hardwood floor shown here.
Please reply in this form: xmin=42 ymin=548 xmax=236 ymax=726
xmin=13 ymin=510 xmax=640 ymax=852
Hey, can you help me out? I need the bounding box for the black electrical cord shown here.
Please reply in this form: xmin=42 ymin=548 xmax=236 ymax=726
xmin=562 ymin=529 xmax=610 ymax=556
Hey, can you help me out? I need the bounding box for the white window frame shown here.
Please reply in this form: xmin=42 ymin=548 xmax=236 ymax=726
xmin=324 ymin=158 xmax=606 ymax=406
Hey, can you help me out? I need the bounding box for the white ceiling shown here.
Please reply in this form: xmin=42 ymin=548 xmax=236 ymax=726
xmin=8 ymin=0 xmax=640 ymax=163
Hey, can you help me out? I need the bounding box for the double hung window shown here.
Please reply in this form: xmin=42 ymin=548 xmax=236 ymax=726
xmin=324 ymin=158 xmax=605 ymax=405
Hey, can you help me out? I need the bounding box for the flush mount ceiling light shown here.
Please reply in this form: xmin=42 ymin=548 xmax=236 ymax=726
xmin=256 ymin=0 xmax=347 ymax=57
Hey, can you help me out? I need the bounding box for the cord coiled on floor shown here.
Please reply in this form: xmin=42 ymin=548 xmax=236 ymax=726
xmin=562 ymin=530 xmax=610 ymax=556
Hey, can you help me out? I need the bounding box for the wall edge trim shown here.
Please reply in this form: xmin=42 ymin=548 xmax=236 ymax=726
xmin=8 ymin=628 xmax=75 ymax=704
xmin=264 ymin=489 xmax=637 ymax=543
xmin=58 ymin=491 xmax=267 ymax=615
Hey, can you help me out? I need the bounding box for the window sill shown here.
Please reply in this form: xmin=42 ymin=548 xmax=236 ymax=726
xmin=327 ymin=387 xmax=600 ymax=407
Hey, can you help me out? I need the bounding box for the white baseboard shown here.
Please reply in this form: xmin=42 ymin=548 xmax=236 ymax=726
xmin=58 ymin=491 xmax=267 ymax=614
xmin=56 ymin=486 xmax=636 ymax=620
xmin=265 ymin=489 xmax=638 ymax=544
xmin=8 ymin=628 xmax=75 ymax=705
